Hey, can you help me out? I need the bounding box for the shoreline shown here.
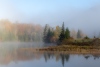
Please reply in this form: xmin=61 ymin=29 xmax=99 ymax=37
xmin=18 ymin=45 xmax=100 ymax=54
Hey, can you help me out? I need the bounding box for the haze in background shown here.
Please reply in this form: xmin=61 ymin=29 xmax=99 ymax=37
xmin=0 ymin=0 xmax=100 ymax=37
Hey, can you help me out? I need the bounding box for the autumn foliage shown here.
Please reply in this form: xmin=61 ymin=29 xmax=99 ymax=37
xmin=0 ymin=19 xmax=43 ymax=41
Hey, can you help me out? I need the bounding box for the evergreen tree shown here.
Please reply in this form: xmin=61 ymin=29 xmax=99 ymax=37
xmin=59 ymin=22 xmax=65 ymax=42
xmin=46 ymin=28 xmax=51 ymax=43
xmin=77 ymin=30 xmax=81 ymax=38
xmin=65 ymin=28 xmax=70 ymax=39
xmin=43 ymin=24 xmax=48 ymax=43
xmin=46 ymin=28 xmax=54 ymax=43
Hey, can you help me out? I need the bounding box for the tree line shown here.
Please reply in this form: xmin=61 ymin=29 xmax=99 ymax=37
xmin=43 ymin=22 xmax=87 ymax=44
xmin=0 ymin=19 xmax=43 ymax=41
xmin=0 ymin=19 xmax=88 ymax=42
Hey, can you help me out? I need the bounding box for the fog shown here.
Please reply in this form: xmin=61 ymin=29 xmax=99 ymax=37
xmin=0 ymin=42 xmax=45 ymax=49
xmin=1 ymin=1 xmax=100 ymax=67
xmin=0 ymin=0 xmax=100 ymax=37
xmin=33 ymin=4 xmax=100 ymax=37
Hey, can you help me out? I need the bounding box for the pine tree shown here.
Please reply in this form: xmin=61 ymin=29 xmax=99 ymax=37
xmin=77 ymin=30 xmax=81 ymax=39
xmin=43 ymin=24 xmax=48 ymax=43
xmin=46 ymin=28 xmax=54 ymax=43
xmin=65 ymin=28 xmax=70 ymax=39
xmin=46 ymin=28 xmax=51 ymax=43
xmin=59 ymin=22 xmax=65 ymax=42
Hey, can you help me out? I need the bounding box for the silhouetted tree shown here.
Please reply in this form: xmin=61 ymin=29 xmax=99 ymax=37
xmin=65 ymin=28 xmax=70 ymax=39
xmin=59 ymin=22 xmax=65 ymax=42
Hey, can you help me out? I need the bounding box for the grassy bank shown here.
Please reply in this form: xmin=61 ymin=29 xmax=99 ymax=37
xmin=34 ymin=45 xmax=100 ymax=54
xmin=18 ymin=45 xmax=100 ymax=54
xmin=18 ymin=38 xmax=100 ymax=54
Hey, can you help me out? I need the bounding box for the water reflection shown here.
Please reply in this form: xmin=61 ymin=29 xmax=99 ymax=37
xmin=0 ymin=45 xmax=100 ymax=67
xmin=0 ymin=47 xmax=70 ymax=67
xmin=43 ymin=52 xmax=70 ymax=67
xmin=84 ymin=55 xmax=90 ymax=60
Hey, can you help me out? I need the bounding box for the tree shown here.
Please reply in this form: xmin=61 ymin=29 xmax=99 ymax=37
xmin=84 ymin=36 xmax=89 ymax=39
xmin=59 ymin=22 xmax=65 ymax=42
xmin=65 ymin=28 xmax=70 ymax=39
xmin=70 ymin=29 xmax=77 ymax=39
xmin=77 ymin=30 xmax=82 ymax=39
xmin=43 ymin=24 xmax=48 ymax=43
xmin=54 ymin=26 xmax=61 ymax=41
xmin=47 ymin=28 xmax=55 ymax=43
xmin=46 ymin=28 xmax=51 ymax=43
xmin=43 ymin=24 xmax=55 ymax=43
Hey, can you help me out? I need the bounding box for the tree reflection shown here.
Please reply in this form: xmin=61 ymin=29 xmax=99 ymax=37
xmin=93 ymin=55 xmax=100 ymax=60
xmin=60 ymin=54 xmax=70 ymax=67
xmin=44 ymin=53 xmax=48 ymax=62
xmin=84 ymin=55 xmax=100 ymax=60
xmin=1 ymin=47 xmax=100 ymax=67
xmin=43 ymin=53 xmax=70 ymax=67
xmin=84 ymin=56 xmax=90 ymax=60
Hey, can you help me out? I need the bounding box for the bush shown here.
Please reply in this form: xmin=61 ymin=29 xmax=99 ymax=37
xmin=84 ymin=36 xmax=89 ymax=39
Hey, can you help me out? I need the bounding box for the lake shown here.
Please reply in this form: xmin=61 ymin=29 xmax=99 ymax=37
xmin=0 ymin=42 xmax=100 ymax=67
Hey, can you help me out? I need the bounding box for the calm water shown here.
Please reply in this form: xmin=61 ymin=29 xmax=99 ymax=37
xmin=0 ymin=42 xmax=100 ymax=67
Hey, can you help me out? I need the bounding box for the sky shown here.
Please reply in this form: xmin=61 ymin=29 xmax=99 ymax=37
xmin=0 ymin=0 xmax=100 ymax=37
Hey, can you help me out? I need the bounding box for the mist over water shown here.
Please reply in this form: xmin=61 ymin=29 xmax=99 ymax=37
xmin=0 ymin=0 xmax=100 ymax=67
xmin=0 ymin=41 xmax=99 ymax=67
xmin=0 ymin=48 xmax=99 ymax=67
xmin=0 ymin=42 xmax=45 ymax=48
xmin=0 ymin=0 xmax=100 ymax=37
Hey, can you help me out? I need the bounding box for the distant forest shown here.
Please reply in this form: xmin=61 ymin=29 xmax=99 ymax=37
xmin=0 ymin=19 xmax=43 ymax=41
xmin=0 ymin=19 xmax=87 ymax=42
xmin=43 ymin=22 xmax=87 ymax=43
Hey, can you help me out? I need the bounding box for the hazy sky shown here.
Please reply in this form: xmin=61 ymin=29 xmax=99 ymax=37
xmin=0 ymin=0 xmax=100 ymax=37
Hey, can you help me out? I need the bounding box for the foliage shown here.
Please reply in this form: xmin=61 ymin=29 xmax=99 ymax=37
xmin=43 ymin=24 xmax=55 ymax=43
xmin=54 ymin=26 xmax=61 ymax=41
xmin=84 ymin=36 xmax=89 ymax=39
xmin=43 ymin=24 xmax=48 ymax=42
xmin=46 ymin=28 xmax=54 ymax=43
xmin=65 ymin=28 xmax=70 ymax=39
xmin=59 ymin=22 xmax=65 ymax=42
xmin=0 ymin=20 xmax=43 ymax=41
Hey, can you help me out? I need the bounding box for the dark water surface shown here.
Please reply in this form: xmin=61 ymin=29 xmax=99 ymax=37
xmin=0 ymin=42 xmax=100 ymax=67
